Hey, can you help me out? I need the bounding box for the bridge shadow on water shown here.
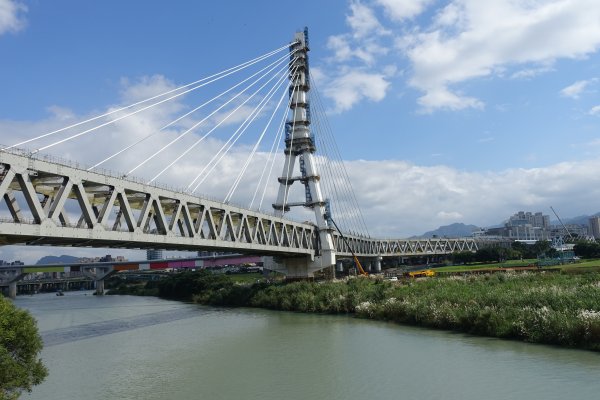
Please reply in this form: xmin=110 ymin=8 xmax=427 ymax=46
xmin=41 ymin=306 xmax=211 ymax=347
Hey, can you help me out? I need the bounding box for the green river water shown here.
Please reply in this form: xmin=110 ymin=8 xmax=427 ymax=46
xmin=14 ymin=291 xmax=600 ymax=400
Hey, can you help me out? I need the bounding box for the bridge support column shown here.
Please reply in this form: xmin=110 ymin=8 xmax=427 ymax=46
xmin=8 ymin=281 xmax=17 ymax=299
xmin=95 ymin=279 xmax=105 ymax=296
xmin=336 ymin=260 xmax=344 ymax=273
xmin=1 ymin=268 xmax=25 ymax=299
xmin=81 ymin=266 xmax=114 ymax=295
xmin=263 ymin=253 xmax=335 ymax=279
xmin=373 ymin=256 xmax=382 ymax=273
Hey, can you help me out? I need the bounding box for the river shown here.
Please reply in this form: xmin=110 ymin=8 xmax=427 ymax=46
xmin=14 ymin=291 xmax=600 ymax=400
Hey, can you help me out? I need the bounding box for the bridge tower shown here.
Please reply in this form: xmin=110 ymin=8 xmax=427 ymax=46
xmin=269 ymin=28 xmax=336 ymax=277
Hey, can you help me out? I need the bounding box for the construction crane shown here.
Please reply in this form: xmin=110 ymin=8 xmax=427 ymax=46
xmin=324 ymin=202 xmax=368 ymax=276
xmin=550 ymin=206 xmax=574 ymax=241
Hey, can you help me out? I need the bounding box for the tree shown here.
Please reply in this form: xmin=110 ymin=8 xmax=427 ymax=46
xmin=574 ymin=241 xmax=600 ymax=259
xmin=532 ymin=240 xmax=551 ymax=257
xmin=452 ymin=251 xmax=475 ymax=265
xmin=0 ymin=296 xmax=47 ymax=400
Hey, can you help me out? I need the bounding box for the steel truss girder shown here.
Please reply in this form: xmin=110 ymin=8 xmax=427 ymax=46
xmin=332 ymin=233 xmax=480 ymax=257
xmin=0 ymin=151 xmax=484 ymax=258
xmin=0 ymin=152 xmax=318 ymax=256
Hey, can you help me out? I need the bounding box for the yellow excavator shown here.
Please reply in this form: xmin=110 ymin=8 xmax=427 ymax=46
xmin=407 ymin=269 xmax=435 ymax=278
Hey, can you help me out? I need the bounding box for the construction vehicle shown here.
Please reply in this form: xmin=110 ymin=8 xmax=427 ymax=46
xmin=407 ymin=269 xmax=435 ymax=278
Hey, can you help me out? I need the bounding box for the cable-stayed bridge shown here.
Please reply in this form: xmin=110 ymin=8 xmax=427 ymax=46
xmin=0 ymin=29 xmax=480 ymax=281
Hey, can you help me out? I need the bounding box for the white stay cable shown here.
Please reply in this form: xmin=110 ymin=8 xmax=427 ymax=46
xmin=258 ymin=85 xmax=298 ymax=211
xmin=189 ymin=65 xmax=294 ymax=194
xmin=91 ymin=50 xmax=296 ymax=172
xmin=5 ymin=43 xmax=293 ymax=152
xmin=159 ymin=50 xmax=297 ymax=132
xmin=224 ymin=66 xmax=294 ymax=203
xmin=281 ymin=94 xmax=297 ymax=215
xmin=258 ymin=102 xmax=290 ymax=211
xmin=148 ymin=61 xmax=293 ymax=185
xmin=313 ymin=100 xmax=358 ymax=234
xmin=88 ymin=130 xmax=160 ymax=170
xmin=311 ymin=78 xmax=370 ymax=237
xmin=250 ymin=84 xmax=296 ymax=209
xmin=129 ymin=54 xmax=294 ymax=178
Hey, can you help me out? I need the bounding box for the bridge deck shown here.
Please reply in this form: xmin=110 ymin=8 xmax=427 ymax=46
xmin=0 ymin=150 xmax=481 ymax=257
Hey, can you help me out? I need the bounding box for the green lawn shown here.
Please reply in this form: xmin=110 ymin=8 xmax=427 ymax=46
xmin=434 ymin=258 xmax=600 ymax=274
xmin=434 ymin=259 xmax=537 ymax=273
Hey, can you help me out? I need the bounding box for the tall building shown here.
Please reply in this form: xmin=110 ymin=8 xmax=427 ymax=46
xmin=589 ymin=217 xmax=600 ymax=239
xmin=508 ymin=211 xmax=549 ymax=228
xmin=146 ymin=249 xmax=163 ymax=260
xmin=505 ymin=211 xmax=551 ymax=240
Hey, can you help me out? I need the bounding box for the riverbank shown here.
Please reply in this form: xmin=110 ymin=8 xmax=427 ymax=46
xmin=113 ymin=270 xmax=600 ymax=351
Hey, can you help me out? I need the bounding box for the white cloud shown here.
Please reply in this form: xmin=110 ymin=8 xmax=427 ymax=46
xmin=561 ymin=79 xmax=596 ymax=99
xmin=510 ymin=65 xmax=554 ymax=80
xmin=376 ymin=0 xmax=434 ymax=21
xmin=327 ymin=35 xmax=353 ymax=61
xmin=316 ymin=2 xmax=396 ymax=111
xmin=0 ymin=0 xmax=27 ymax=35
xmin=417 ymin=87 xmax=483 ymax=113
xmin=437 ymin=211 xmax=463 ymax=220
xmin=321 ymin=69 xmax=391 ymax=113
xmin=589 ymin=105 xmax=600 ymax=115
xmin=347 ymin=1 xmax=390 ymax=38
xmin=347 ymin=158 xmax=600 ymax=237
xmin=398 ymin=0 xmax=600 ymax=111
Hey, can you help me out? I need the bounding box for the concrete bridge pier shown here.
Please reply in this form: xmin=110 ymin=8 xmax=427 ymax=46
xmin=373 ymin=256 xmax=382 ymax=273
xmin=95 ymin=279 xmax=105 ymax=295
xmin=336 ymin=260 xmax=344 ymax=273
xmin=263 ymin=253 xmax=335 ymax=279
xmin=81 ymin=266 xmax=114 ymax=295
xmin=8 ymin=281 xmax=17 ymax=299
xmin=1 ymin=268 xmax=25 ymax=299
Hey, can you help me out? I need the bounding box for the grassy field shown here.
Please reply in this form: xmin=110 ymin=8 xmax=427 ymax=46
xmin=433 ymin=258 xmax=600 ymax=273
xmin=434 ymin=259 xmax=538 ymax=273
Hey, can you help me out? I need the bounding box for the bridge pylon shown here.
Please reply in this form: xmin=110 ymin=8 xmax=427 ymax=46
xmin=268 ymin=28 xmax=336 ymax=278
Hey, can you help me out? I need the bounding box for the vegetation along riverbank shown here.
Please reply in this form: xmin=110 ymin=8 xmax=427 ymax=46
xmin=110 ymin=270 xmax=600 ymax=351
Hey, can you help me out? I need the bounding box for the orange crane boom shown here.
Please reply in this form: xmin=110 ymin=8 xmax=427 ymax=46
xmin=328 ymin=217 xmax=368 ymax=276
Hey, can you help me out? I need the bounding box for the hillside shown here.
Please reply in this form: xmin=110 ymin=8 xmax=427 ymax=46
xmin=36 ymin=255 xmax=80 ymax=265
xmin=418 ymin=223 xmax=479 ymax=238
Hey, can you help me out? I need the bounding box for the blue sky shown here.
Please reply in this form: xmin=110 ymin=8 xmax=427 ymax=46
xmin=2 ymin=0 xmax=600 ymax=262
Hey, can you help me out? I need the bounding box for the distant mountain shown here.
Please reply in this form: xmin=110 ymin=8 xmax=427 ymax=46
xmin=36 ymin=255 xmax=80 ymax=265
xmin=557 ymin=212 xmax=600 ymax=226
xmin=418 ymin=223 xmax=480 ymax=238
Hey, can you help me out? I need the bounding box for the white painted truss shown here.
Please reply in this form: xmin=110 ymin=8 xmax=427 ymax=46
xmin=0 ymin=150 xmax=317 ymax=256
xmin=0 ymin=150 xmax=483 ymax=259
xmin=333 ymin=234 xmax=479 ymax=257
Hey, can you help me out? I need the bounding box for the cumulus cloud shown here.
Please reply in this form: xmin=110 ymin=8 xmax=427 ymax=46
xmin=375 ymin=0 xmax=434 ymax=21
xmin=320 ymin=68 xmax=391 ymax=113
xmin=346 ymin=158 xmax=600 ymax=237
xmin=589 ymin=105 xmax=600 ymax=115
xmin=315 ymin=1 xmax=395 ymax=111
xmin=0 ymin=0 xmax=27 ymax=35
xmin=561 ymin=79 xmax=597 ymax=99
xmin=399 ymin=0 xmax=600 ymax=111
xmin=347 ymin=0 xmax=390 ymax=38
xmin=318 ymin=1 xmax=600 ymax=113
